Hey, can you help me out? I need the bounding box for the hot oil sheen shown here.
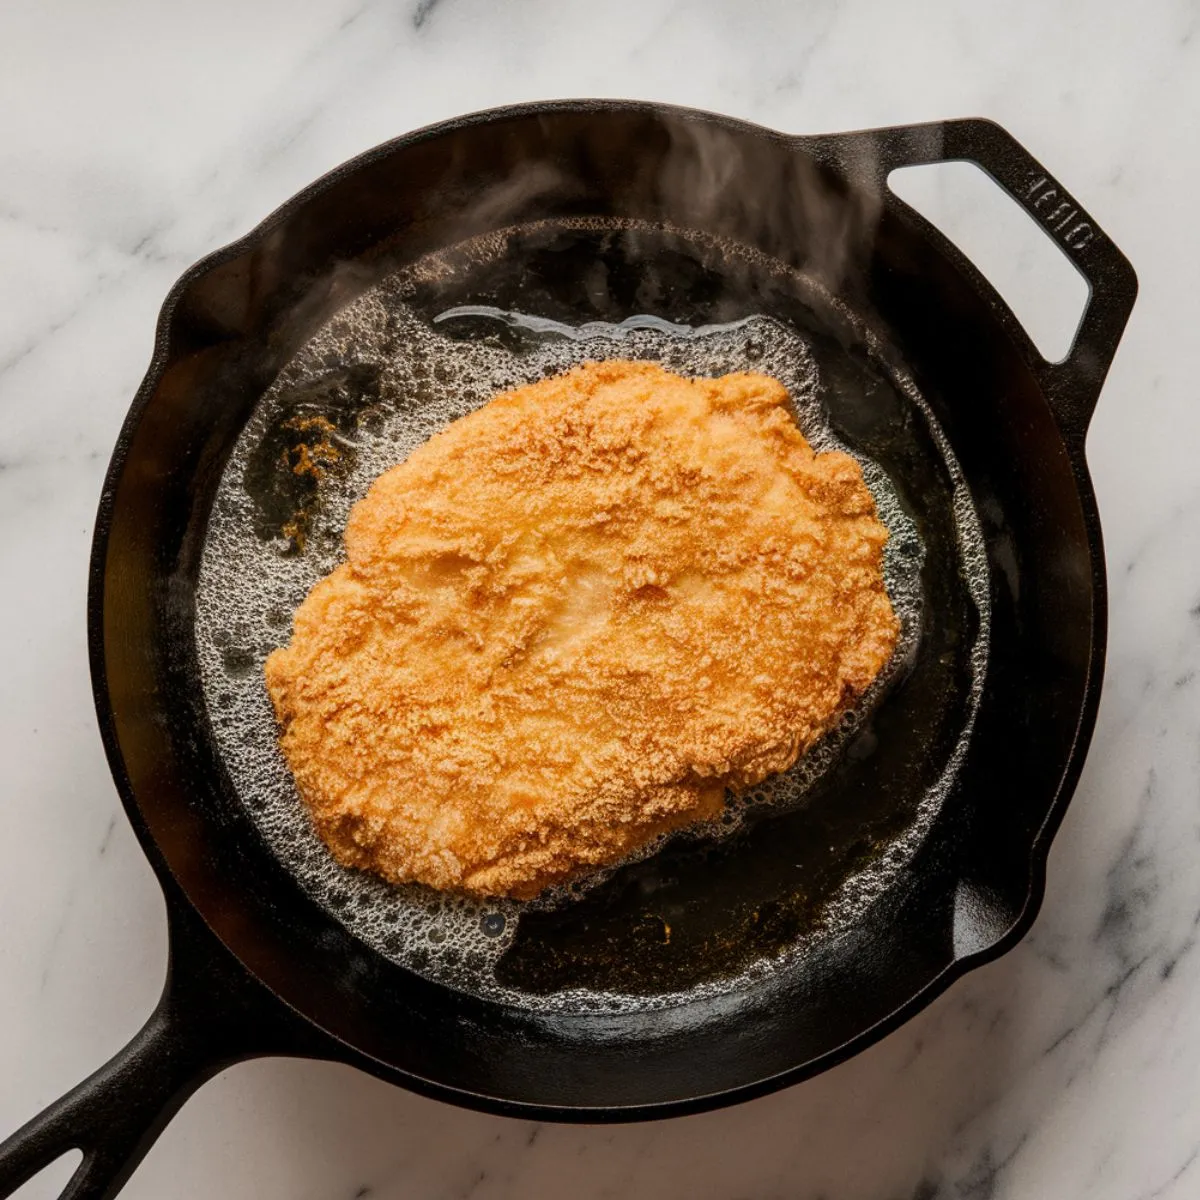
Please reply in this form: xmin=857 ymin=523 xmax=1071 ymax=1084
xmin=195 ymin=254 xmax=989 ymax=1013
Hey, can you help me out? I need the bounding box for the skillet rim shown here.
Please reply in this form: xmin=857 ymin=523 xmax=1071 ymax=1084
xmin=85 ymin=98 xmax=1115 ymax=1119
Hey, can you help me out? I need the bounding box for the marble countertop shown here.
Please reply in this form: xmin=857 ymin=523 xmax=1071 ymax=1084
xmin=2 ymin=2 xmax=1196 ymax=1197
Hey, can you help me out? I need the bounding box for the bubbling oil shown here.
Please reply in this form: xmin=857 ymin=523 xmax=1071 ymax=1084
xmin=195 ymin=261 xmax=988 ymax=1013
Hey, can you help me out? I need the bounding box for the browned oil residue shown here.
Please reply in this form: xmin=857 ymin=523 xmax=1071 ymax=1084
xmin=242 ymin=363 xmax=382 ymax=553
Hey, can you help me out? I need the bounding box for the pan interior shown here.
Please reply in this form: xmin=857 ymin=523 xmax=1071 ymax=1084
xmin=194 ymin=218 xmax=988 ymax=1013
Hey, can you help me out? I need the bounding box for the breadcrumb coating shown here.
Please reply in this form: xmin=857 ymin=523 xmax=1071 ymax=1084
xmin=264 ymin=360 xmax=898 ymax=898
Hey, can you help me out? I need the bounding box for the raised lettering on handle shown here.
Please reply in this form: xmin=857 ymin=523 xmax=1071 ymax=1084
xmin=1025 ymin=176 xmax=1095 ymax=252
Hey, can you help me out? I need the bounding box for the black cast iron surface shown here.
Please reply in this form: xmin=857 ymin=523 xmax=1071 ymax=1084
xmin=0 ymin=101 xmax=1136 ymax=1200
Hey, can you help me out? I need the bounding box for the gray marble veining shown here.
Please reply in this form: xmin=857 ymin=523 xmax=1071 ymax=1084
xmin=1 ymin=1 xmax=1195 ymax=1197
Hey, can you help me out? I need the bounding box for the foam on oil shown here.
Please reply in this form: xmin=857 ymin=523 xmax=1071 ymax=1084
xmin=195 ymin=256 xmax=989 ymax=1013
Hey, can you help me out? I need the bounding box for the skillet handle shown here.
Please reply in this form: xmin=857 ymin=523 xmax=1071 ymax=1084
xmin=815 ymin=118 xmax=1138 ymax=441
xmin=0 ymin=895 xmax=317 ymax=1200
xmin=0 ymin=994 xmax=226 ymax=1200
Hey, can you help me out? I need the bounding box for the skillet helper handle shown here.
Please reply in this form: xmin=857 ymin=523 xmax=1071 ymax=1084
xmin=842 ymin=118 xmax=1138 ymax=441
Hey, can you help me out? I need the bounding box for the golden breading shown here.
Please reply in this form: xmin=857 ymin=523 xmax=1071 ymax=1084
xmin=264 ymin=361 xmax=898 ymax=898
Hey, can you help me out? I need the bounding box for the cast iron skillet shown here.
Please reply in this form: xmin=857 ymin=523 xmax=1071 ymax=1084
xmin=0 ymin=101 xmax=1136 ymax=1200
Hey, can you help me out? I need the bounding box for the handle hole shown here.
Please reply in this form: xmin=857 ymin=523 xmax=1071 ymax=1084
xmin=888 ymin=160 xmax=1089 ymax=362
xmin=8 ymin=1150 xmax=82 ymax=1200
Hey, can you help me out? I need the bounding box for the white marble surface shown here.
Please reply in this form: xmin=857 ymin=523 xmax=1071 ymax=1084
xmin=1 ymin=1 xmax=1197 ymax=1197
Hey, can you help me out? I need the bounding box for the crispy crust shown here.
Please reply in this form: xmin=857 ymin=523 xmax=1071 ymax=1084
xmin=264 ymin=361 xmax=898 ymax=898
